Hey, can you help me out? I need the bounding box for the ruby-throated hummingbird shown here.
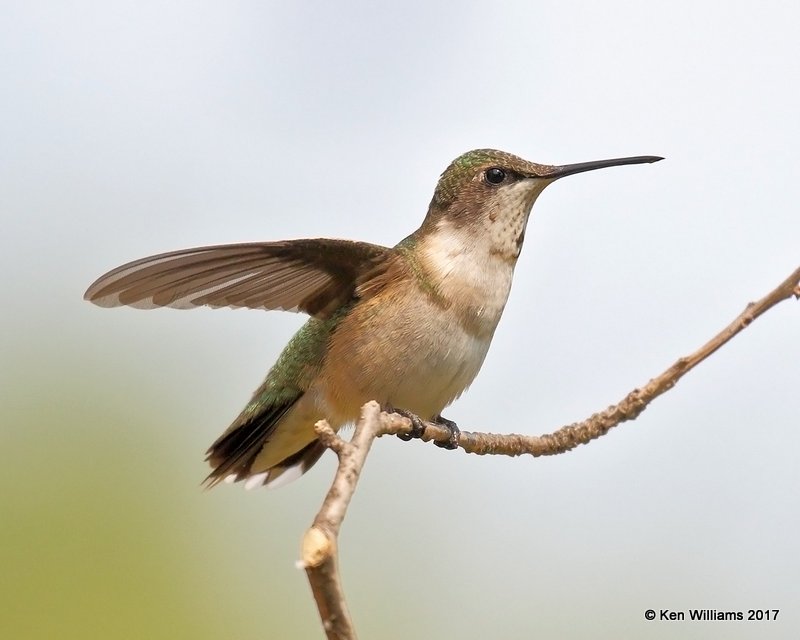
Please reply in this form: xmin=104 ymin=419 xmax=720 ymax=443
xmin=84 ymin=149 xmax=661 ymax=489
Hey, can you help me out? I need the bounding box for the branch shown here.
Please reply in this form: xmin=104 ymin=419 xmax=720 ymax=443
xmin=300 ymin=265 xmax=800 ymax=639
xmin=393 ymin=265 xmax=800 ymax=456
xmin=299 ymin=403 xmax=407 ymax=640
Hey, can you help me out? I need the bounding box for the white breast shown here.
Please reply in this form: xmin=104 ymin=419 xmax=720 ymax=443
xmin=368 ymin=222 xmax=517 ymax=416
xmin=317 ymin=223 xmax=521 ymax=422
xmin=418 ymin=221 xmax=516 ymax=339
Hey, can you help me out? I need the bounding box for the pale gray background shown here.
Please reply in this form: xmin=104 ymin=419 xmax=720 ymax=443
xmin=1 ymin=2 xmax=798 ymax=639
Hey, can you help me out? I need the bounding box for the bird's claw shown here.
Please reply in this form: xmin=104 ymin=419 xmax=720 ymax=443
xmin=387 ymin=407 xmax=427 ymax=441
xmin=385 ymin=406 xmax=460 ymax=449
xmin=432 ymin=414 xmax=460 ymax=449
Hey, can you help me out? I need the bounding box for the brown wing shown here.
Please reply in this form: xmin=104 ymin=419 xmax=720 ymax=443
xmin=84 ymin=239 xmax=391 ymax=319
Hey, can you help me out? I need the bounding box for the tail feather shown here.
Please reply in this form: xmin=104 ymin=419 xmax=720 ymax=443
xmin=204 ymin=395 xmax=329 ymax=489
xmin=262 ymin=439 xmax=327 ymax=489
xmin=204 ymin=400 xmax=295 ymax=487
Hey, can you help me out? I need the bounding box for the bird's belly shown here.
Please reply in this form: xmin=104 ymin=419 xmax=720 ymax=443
xmin=384 ymin=326 xmax=490 ymax=417
xmin=318 ymin=299 xmax=495 ymax=423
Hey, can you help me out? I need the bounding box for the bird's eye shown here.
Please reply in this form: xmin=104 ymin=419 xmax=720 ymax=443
xmin=484 ymin=167 xmax=506 ymax=185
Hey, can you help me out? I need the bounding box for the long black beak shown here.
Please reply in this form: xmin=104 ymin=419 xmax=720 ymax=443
xmin=541 ymin=155 xmax=663 ymax=179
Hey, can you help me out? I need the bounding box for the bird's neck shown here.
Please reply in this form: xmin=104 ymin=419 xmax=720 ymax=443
xmin=402 ymin=222 xmax=516 ymax=338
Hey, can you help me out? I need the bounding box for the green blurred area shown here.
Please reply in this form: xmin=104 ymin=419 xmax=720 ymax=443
xmin=0 ymin=346 xmax=316 ymax=639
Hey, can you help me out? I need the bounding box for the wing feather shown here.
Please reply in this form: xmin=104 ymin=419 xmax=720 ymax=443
xmin=84 ymin=239 xmax=391 ymax=318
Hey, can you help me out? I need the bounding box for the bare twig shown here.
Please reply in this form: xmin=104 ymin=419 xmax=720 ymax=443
xmin=388 ymin=265 xmax=800 ymax=456
xmin=300 ymin=403 xmax=408 ymax=640
xmin=301 ymin=266 xmax=800 ymax=639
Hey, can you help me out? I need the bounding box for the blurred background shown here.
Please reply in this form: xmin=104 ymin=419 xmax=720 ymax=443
xmin=2 ymin=2 xmax=798 ymax=638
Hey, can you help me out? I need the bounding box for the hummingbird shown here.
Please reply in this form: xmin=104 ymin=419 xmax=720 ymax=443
xmin=84 ymin=149 xmax=661 ymax=489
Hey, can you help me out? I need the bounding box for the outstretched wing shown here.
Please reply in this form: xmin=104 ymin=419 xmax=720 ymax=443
xmin=84 ymin=239 xmax=391 ymax=319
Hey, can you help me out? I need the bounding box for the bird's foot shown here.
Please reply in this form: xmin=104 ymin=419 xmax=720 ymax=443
xmin=432 ymin=414 xmax=460 ymax=450
xmin=385 ymin=406 xmax=427 ymax=441
xmin=384 ymin=406 xmax=460 ymax=449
